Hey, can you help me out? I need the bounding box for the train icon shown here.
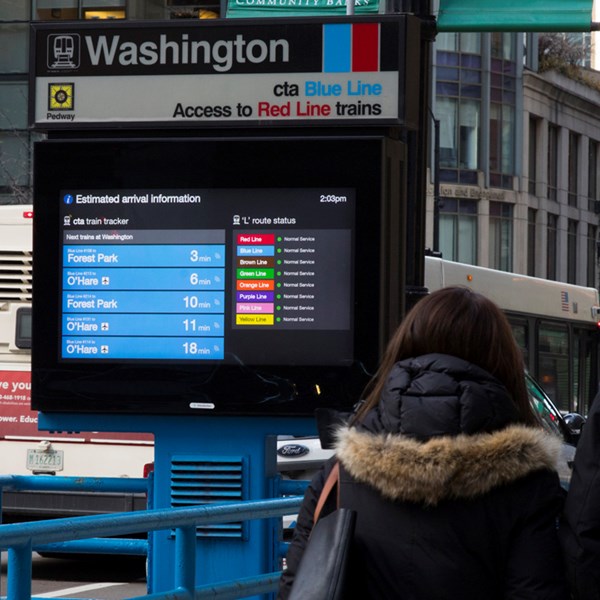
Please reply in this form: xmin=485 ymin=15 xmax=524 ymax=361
xmin=48 ymin=34 xmax=80 ymax=69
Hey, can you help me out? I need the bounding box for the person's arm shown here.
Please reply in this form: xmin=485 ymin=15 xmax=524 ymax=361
xmin=277 ymin=458 xmax=335 ymax=600
xmin=506 ymin=471 xmax=569 ymax=599
xmin=561 ymin=394 xmax=600 ymax=600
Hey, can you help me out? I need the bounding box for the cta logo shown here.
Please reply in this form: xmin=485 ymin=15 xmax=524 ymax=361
xmin=48 ymin=34 xmax=80 ymax=69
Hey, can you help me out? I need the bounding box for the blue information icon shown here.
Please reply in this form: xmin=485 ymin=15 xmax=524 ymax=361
xmin=63 ymin=194 xmax=74 ymax=205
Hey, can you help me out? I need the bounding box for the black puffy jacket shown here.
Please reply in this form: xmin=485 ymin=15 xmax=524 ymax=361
xmin=561 ymin=390 xmax=600 ymax=599
xmin=279 ymin=354 xmax=569 ymax=600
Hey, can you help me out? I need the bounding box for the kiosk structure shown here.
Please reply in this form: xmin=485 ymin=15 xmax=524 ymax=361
xmin=29 ymin=14 xmax=429 ymax=596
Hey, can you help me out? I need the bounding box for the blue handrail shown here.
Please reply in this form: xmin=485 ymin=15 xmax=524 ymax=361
xmin=0 ymin=475 xmax=148 ymax=494
xmin=0 ymin=475 xmax=307 ymax=600
xmin=0 ymin=474 xmax=150 ymax=556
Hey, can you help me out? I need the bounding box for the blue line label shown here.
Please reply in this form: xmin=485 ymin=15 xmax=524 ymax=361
xmin=63 ymin=314 xmax=224 ymax=336
xmin=63 ymin=291 xmax=225 ymax=313
xmin=64 ymin=245 xmax=225 ymax=267
xmin=63 ymin=268 xmax=225 ymax=290
xmin=62 ymin=337 xmax=224 ymax=360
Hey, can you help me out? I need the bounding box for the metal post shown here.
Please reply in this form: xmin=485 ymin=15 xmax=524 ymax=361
xmin=7 ymin=541 xmax=32 ymax=600
xmin=433 ymin=117 xmax=441 ymax=253
xmin=147 ymin=469 xmax=155 ymax=595
xmin=174 ymin=525 xmax=197 ymax=598
xmin=403 ymin=1 xmax=436 ymax=311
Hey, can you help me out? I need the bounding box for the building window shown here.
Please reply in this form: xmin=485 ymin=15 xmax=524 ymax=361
xmin=548 ymin=124 xmax=558 ymax=201
xmin=439 ymin=198 xmax=478 ymax=264
xmin=568 ymin=220 xmax=578 ymax=284
xmin=528 ymin=117 xmax=538 ymax=195
xmin=589 ymin=140 xmax=598 ymax=212
xmin=166 ymin=1 xmax=220 ymax=19
xmin=0 ymin=82 xmax=28 ymax=130
xmin=0 ymin=131 xmax=31 ymax=190
xmin=568 ymin=132 xmax=579 ymax=207
xmin=0 ymin=3 xmax=30 ymax=20
xmin=489 ymin=36 xmax=516 ymax=189
xmin=547 ymin=213 xmax=558 ymax=280
xmin=0 ymin=24 xmax=29 ymax=73
xmin=528 ymin=208 xmax=537 ymax=276
xmin=33 ymin=1 xmax=127 ymax=21
xmin=458 ymin=102 xmax=479 ymax=171
xmin=538 ymin=322 xmax=570 ymax=411
xmin=587 ymin=225 xmax=597 ymax=288
xmin=491 ymin=32 xmax=515 ymax=60
xmin=0 ymin=83 xmax=30 ymax=199
xmin=566 ymin=32 xmax=592 ymax=68
xmin=438 ymin=98 xmax=480 ymax=172
xmin=437 ymin=32 xmax=481 ymax=53
xmin=489 ymin=201 xmax=513 ymax=271
xmin=489 ymin=103 xmax=515 ymax=189
xmin=435 ymin=33 xmax=482 ymax=186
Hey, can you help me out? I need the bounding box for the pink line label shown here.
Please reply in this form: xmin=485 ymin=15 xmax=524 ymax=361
xmin=236 ymin=303 xmax=274 ymax=314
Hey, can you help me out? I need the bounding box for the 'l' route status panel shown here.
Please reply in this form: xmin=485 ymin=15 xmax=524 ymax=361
xmin=60 ymin=188 xmax=354 ymax=365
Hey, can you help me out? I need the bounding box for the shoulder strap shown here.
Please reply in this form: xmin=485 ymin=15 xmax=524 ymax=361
xmin=313 ymin=461 xmax=340 ymax=523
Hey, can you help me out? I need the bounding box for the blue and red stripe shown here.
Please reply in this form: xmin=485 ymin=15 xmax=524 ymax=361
xmin=323 ymin=23 xmax=380 ymax=73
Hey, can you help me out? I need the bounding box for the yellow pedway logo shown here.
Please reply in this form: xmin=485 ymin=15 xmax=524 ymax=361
xmin=48 ymin=83 xmax=74 ymax=110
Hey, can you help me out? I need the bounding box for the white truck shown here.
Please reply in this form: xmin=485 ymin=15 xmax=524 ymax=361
xmin=0 ymin=204 xmax=153 ymax=523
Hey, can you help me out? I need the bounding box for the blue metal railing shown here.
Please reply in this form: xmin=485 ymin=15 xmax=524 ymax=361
xmin=0 ymin=474 xmax=150 ymax=556
xmin=0 ymin=475 xmax=307 ymax=600
xmin=0 ymin=475 xmax=148 ymax=495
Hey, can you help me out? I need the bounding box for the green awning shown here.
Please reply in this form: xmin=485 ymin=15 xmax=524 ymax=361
xmin=226 ymin=0 xmax=380 ymax=18
xmin=437 ymin=0 xmax=593 ymax=32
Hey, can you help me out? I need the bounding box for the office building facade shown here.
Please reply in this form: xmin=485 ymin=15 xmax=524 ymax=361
xmin=428 ymin=30 xmax=600 ymax=289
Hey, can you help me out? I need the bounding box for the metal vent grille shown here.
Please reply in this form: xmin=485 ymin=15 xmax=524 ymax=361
xmin=0 ymin=250 xmax=33 ymax=302
xmin=170 ymin=456 xmax=247 ymax=539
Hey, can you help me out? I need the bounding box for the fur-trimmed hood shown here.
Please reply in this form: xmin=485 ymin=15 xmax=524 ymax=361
xmin=335 ymin=424 xmax=562 ymax=506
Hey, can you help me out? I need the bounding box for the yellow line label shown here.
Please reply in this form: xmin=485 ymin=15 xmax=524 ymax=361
xmin=236 ymin=314 xmax=274 ymax=326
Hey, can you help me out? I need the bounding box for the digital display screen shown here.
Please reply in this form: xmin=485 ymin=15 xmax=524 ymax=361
xmin=60 ymin=188 xmax=354 ymax=365
xmin=32 ymin=137 xmax=398 ymax=416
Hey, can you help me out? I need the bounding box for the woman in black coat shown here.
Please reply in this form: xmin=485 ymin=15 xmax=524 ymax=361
xmin=279 ymin=286 xmax=569 ymax=600
xmin=561 ymin=391 xmax=600 ymax=599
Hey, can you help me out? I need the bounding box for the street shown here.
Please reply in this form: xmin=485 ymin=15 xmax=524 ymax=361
xmin=0 ymin=552 xmax=147 ymax=599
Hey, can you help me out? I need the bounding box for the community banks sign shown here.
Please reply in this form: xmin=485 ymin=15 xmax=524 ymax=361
xmin=226 ymin=0 xmax=380 ymax=17
xmin=30 ymin=17 xmax=420 ymax=128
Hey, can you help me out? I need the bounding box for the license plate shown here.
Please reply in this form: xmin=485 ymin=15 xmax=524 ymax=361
xmin=26 ymin=449 xmax=64 ymax=472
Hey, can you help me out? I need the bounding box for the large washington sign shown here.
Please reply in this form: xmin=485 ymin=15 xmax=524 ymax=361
xmin=30 ymin=17 xmax=420 ymax=129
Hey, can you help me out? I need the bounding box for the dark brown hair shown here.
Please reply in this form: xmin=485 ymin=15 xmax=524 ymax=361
xmin=354 ymin=286 xmax=537 ymax=426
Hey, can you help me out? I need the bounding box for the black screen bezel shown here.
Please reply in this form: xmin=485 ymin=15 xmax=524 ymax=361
xmin=32 ymin=136 xmax=384 ymax=416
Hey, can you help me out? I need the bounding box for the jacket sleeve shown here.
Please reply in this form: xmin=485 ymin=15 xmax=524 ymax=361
xmin=277 ymin=457 xmax=335 ymax=600
xmin=561 ymin=393 xmax=600 ymax=600
xmin=506 ymin=470 xmax=569 ymax=599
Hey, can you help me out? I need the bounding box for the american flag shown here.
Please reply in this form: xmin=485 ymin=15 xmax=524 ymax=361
xmin=561 ymin=291 xmax=569 ymax=312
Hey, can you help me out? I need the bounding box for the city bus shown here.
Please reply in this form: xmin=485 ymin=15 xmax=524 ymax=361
xmin=0 ymin=204 xmax=153 ymax=523
xmin=425 ymin=256 xmax=600 ymax=415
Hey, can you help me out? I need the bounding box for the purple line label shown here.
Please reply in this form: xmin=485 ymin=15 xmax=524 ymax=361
xmin=236 ymin=291 xmax=274 ymax=302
